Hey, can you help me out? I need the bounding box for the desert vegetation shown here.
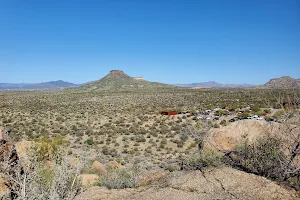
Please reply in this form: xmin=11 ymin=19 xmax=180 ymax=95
xmin=0 ymin=88 xmax=300 ymax=199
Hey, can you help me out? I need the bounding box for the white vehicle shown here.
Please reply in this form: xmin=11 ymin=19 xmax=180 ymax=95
xmin=257 ymin=117 xmax=264 ymax=120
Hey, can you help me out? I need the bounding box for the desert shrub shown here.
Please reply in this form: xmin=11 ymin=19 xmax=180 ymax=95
xmin=176 ymin=141 xmax=184 ymax=148
xmin=1 ymin=141 xmax=84 ymax=200
xmin=182 ymin=150 xmax=223 ymax=170
xmin=180 ymin=134 xmax=188 ymax=142
xmin=96 ymin=167 xmax=139 ymax=189
xmin=234 ymin=136 xmax=286 ymax=180
xmin=33 ymin=135 xmax=69 ymax=161
xmin=251 ymin=105 xmax=261 ymax=112
xmin=220 ymin=119 xmax=227 ymax=125
xmin=135 ymin=135 xmax=146 ymax=143
xmin=162 ymin=163 xmax=180 ymax=172
xmin=86 ymin=138 xmax=94 ymax=145
xmin=161 ymin=138 xmax=167 ymax=144
xmin=237 ymin=113 xmax=249 ymax=119
xmin=27 ymin=158 xmax=82 ymax=200
xmin=273 ymin=110 xmax=285 ymax=119
xmin=213 ymin=123 xmax=220 ymax=128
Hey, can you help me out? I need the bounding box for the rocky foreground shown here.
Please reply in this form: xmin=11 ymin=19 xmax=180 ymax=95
xmin=75 ymin=167 xmax=298 ymax=200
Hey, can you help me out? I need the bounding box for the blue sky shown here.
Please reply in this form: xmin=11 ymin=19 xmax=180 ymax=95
xmin=0 ymin=0 xmax=299 ymax=84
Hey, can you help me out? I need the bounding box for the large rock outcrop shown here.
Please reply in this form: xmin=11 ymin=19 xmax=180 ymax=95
xmin=210 ymin=120 xmax=270 ymax=151
xmin=75 ymin=167 xmax=298 ymax=200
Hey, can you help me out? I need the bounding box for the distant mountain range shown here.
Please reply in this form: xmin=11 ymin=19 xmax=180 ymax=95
xmin=0 ymin=80 xmax=78 ymax=90
xmin=174 ymin=81 xmax=256 ymax=88
xmin=260 ymin=76 xmax=300 ymax=89
xmin=78 ymin=70 xmax=173 ymax=91
xmin=1 ymin=73 xmax=299 ymax=91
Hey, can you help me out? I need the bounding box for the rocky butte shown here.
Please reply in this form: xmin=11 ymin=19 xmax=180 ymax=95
xmin=77 ymin=69 xmax=173 ymax=91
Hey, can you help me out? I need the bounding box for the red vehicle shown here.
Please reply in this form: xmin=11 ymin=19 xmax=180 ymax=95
xmin=161 ymin=111 xmax=178 ymax=116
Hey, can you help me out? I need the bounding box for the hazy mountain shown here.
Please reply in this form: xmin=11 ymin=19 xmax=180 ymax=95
xmin=0 ymin=80 xmax=78 ymax=90
xmin=78 ymin=70 xmax=174 ymax=91
xmin=174 ymin=81 xmax=255 ymax=88
xmin=0 ymin=83 xmax=31 ymax=90
xmin=261 ymin=76 xmax=300 ymax=89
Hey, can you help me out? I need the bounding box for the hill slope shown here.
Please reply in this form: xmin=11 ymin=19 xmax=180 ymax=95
xmin=79 ymin=70 xmax=174 ymax=91
xmin=262 ymin=76 xmax=300 ymax=89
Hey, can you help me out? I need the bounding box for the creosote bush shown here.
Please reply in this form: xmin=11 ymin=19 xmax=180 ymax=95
xmin=181 ymin=149 xmax=224 ymax=170
xmin=96 ymin=167 xmax=140 ymax=189
xmin=235 ymin=136 xmax=286 ymax=180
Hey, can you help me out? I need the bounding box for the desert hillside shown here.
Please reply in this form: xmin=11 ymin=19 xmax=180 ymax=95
xmin=78 ymin=70 xmax=174 ymax=91
xmin=262 ymin=76 xmax=300 ymax=89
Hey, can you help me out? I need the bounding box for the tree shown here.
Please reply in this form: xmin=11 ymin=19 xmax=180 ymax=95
xmin=183 ymin=121 xmax=212 ymax=153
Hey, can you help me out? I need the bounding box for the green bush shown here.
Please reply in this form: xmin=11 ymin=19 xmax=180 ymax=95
xmin=182 ymin=150 xmax=223 ymax=170
xmin=273 ymin=110 xmax=285 ymax=119
xmin=96 ymin=167 xmax=139 ymax=189
xmin=235 ymin=136 xmax=286 ymax=180
xmin=220 ymin=120 xmax=227 ymax=126
xmin=213 ymin=124 xmax=220 ymax=128
xmin=180 ymin=134 xmax=189 ymax=142
xmin=86 ymin=138 xmax=94 ymax=145
xmin=251 ymin=105 xmax=261 ymax=112
xmin=33 ymin=136 xmax=69 ymax=161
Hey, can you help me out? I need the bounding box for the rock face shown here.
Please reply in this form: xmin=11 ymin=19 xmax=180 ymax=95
xmin=0 ymin=128 xmax=19 ymax=166
xmin=79 ymin=174 xmax=100 ymax=187
xmin=133 ymin=77 xmax=145 ymax=81
xmin=107 ymin=70 xmax=130 ymax=78
xmin=75 ymin=167 xmax=298 ymax=200
xmin=262 ymin=76 xmax=300 ymax=89
xmin=0 ymin=128 xmax=21 ymax=197
xmin=92 ymin=161 xmax=107 ymax=175
xmin=0 ymin=178 xmax=8 ymax=196
xmin=210 ymin=120 xmax=269 ymax=151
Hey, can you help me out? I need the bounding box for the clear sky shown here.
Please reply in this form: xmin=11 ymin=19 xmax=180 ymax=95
xmin=0 ymin=0 xmax=299 ymax=84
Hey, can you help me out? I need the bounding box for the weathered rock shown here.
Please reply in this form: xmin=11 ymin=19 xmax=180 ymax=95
xmin=92 ymin=161 xmax=107 ymax=175
xmin=15 ymin=140 xmax=31 ymax=159
xmin=0 ymin=178 xmax=9 ymax=197
xmin=0 ymin=127 xmax=3 ymax=140
xmin=79 ymin=174 xmax=100 ymax=187
xmin=75 ymin=167 xmax=298 ymax=200
xmin=0 ymin=127 xmax=22 ymax=198
xmin=106 ymin=161 xmax=121 ymax=170
xmin=210 ymin=120 xmax=271 ymax=151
